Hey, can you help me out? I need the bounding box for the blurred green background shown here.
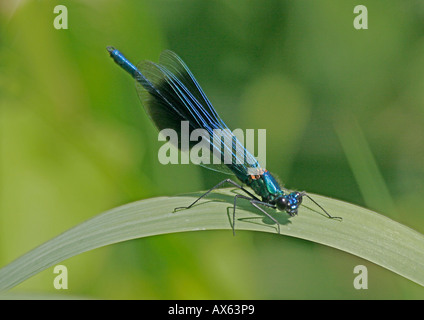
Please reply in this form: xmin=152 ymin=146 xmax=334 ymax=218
xmin=1 ymin=0 xmax=424 ymax=299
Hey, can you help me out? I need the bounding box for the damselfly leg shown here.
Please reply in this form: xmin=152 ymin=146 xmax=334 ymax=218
xmin=174 ymin=179 xmax=280 ymax=235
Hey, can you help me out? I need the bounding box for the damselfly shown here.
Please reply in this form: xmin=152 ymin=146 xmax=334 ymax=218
xmin=107 ymin=47 xmax=341 ymax=234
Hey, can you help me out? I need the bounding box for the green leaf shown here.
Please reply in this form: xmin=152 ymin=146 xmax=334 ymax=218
xmin=1 ymin=188 xmax=423 ymax=292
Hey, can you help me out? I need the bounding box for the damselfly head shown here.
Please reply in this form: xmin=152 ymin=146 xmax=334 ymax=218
xmin=276 ymin=192 xmax=302 ymax=216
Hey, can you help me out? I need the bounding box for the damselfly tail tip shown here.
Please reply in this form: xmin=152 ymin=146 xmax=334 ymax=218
xmin=106 ymin=46 xmax=116 ymax=54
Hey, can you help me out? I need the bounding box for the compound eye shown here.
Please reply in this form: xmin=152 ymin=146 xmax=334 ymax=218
xmin=276 ymin=196 xmax=289 ymax=211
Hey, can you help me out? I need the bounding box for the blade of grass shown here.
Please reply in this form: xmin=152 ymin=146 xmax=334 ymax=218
xmin=0 ymin=188 xmax=423 ymax=292
xmin=335 ymin=115 xmax=397 ymax=217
